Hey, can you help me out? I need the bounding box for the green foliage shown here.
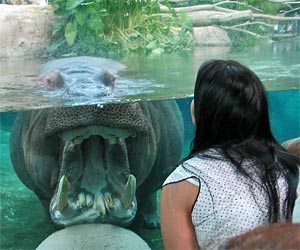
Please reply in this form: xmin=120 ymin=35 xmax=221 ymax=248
xmin=243 ymin=0 xmax=285 ymax=14
xmin=227 ymin=30 xmax=256 ymax=49
xmin=48 ymin=0 xmax=193 ymax=58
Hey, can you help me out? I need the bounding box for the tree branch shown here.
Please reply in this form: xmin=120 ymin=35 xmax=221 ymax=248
xmin=213 ymin=1 xmax=264 ymax=13
xmin=159 ymin=1 xmax=300 ymax=32
xmin=232 ymin=21 xmax=274 ymax=28
xmin=160 ymin=4 xmax=237 ymax=13
xmin=268 ymin=0 xmax=300 ymax=3
xmin=213 ymin=1 xmax=247 ymax=8
xmin=253 ymin=13 xmax=300 ymax=21
xmin=220 ymin=26 xmax=269 ymax=38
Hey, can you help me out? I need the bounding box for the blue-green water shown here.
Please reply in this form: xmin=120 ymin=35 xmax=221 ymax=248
xmin=0 ymin=89 xmax=299 ymax=250
xmin=268 ymin=90 xmax=300 ymax=143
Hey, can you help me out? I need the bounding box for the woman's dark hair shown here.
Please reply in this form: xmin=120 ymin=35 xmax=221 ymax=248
xmin=189 ymin=59 xmax=299 ymax=222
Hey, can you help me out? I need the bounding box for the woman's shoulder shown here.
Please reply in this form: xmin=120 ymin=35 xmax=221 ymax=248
xmin=185 ymin=148 xmax=231 ymax=168
xmin=161 ymin=150 xmax=219 ymax=186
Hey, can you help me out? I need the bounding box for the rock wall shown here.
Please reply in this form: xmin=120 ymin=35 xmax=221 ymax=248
xmin=193 ymin=27 xmax=231 ymax=46
xmin=0 ymin=4 xmax=54 ymax=59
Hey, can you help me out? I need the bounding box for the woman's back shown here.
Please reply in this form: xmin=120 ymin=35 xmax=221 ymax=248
xmin=163 ymin=149 xmax=292 ymax=249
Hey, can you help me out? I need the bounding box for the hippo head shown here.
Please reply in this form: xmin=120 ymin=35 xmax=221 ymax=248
xmin=39 ymin=68 xmax=116 ymax=93
xmin=43 ymin=103 xmax=152 ymax=227
xmin=38 ymin=57 xmax=126 ymax=97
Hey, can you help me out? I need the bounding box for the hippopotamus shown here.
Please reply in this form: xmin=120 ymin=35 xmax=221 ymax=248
xmin=38 ymin=56 xmax=126 ymax=96
xmin=9 ymin=57 xmax=184 ymax=230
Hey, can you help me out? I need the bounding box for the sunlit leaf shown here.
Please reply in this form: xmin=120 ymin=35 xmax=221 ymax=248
xmin=88 ymin=10 xmax=103 ymax=31
xmin=89 ymin=18 xmax=103 ymax=32
xmin=66 ymin=0 xmax=85 ymax=10
xmin=128 ymin=33 xmax=139 ymax=39
xmin=146 ymin=40 xmax=157 ymax=49
xmin=75 ymin=11 xmax=85 ymax=25
xmin=65 ymin=22 xmax=77 ymax=46
xmin=152 ymin=47 xmax=164 ymax=55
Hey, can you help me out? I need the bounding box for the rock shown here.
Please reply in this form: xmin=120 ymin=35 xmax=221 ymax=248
xmin=4 ymin=0 xmax=47 ymax=4
xmin=193 ymin=27 xmax=231 ymax=46
xmin=36 ymin=224 xmax=151 ymax=250
xmin=0 ymin=5 xmax=54 ymax=59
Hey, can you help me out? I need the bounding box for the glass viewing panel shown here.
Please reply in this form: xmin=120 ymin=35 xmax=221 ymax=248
xmin=0 ymin=1 xmax=299 ymax=250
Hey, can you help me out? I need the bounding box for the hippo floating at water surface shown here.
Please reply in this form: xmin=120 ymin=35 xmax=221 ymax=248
xmin=9 ymin=57 xmax=184 ymax=229
xmin=38 ymin=56 xmax=126 ymax=96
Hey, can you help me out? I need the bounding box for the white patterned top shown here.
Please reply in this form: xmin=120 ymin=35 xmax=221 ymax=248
xmin=162 ymin=149 xmax=293 ymax=250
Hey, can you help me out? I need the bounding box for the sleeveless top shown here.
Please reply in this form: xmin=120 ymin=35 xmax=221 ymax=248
xmin=162 ymin=149 xmax=293 ymax=250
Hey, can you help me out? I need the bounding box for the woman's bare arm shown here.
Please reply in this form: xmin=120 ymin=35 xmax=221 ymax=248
xmin=160 ymin=180 xmax=199 ymax=250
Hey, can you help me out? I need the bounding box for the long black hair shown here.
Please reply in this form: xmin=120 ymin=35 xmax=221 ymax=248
xmin=189 ymin=59 xmax=299 ymax=222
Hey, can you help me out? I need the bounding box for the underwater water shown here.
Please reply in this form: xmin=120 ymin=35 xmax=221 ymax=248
xmin=0 ymin=40 xmax=299 ymax=250
xmin=1 ymin=90 xmax=299 ymax=250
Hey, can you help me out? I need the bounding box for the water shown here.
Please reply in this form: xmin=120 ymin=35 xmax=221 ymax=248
xmin=1 ymin=91 xmax=299 ymax=250
xmin=0 ymin=40 xmax=299 ymax=112
xmin=0 ymin=40 xmax=300 ymax=250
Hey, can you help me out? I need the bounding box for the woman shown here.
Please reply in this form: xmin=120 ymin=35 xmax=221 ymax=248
xmin=160 ymin=60 xmax=300 ymax=249
xmin=282 ymin=137 xmax=300 ymax=223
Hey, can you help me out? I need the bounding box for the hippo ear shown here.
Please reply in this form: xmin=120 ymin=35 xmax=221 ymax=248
xmin=91 ymin=70 xmax=115 ymax=91
xmin=40 ymin=70 xmax=66 ymax=90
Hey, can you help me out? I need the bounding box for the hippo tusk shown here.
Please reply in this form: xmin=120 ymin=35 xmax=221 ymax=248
xmin=78 ymin=192 xmax=86 ymax=207
xmin=121 ymin=174 xmax=136 ymax=209
xmin=56 ymin=175 xmax=69 ymax=212
xmin=96 ymin=193 xmax=106 ymax=215
xmin=104 ymin=192 xmax=114 ymax=210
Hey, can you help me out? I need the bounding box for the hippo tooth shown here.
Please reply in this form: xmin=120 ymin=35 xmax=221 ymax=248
xmin=86 ymin=193 xmax=94 ymax=208
xmin=105 ymin=135 xmax=117 ymax=145
xmin=104 ymin=192 xmax=114 ymax=209
xmin=121 ymin=174 xmax=136 ymax=209
xmin=72 ymin=136 xmax=84 ymax=145
xmin=56 ymin=175 xmax=69 ymax=212
xmin=78 ymin=192 xmax=86 ymax=207
xmin=96 ymin=194 xmax=106 ymax=215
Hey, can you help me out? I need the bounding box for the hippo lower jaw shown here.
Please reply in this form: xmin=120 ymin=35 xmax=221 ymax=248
xmin=49 ymin=175 xmax=137 ymax=228
xmin=48 ymin=125 xmax=138 ymax=227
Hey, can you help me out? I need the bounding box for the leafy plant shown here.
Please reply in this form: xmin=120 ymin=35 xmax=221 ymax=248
xmin=48 ymin=0 xmax=193 ymax=58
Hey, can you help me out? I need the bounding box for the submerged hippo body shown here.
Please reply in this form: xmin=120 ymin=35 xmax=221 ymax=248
xmin=9 ymin=57 xmax=184 ymax=229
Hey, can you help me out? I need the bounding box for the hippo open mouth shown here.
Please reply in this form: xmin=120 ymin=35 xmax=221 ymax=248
xmin=50 ymin=126 xmax=138 ymax=227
